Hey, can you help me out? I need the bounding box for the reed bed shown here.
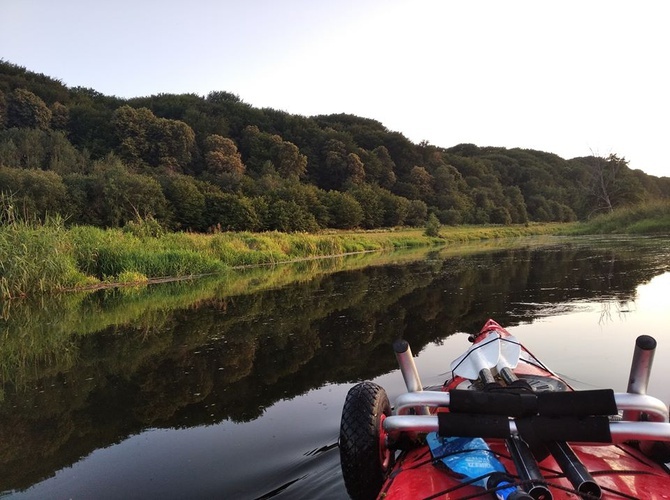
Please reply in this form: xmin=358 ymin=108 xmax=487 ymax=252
xmin=564 ymin=201 xmax=670 ymax=235
xmin=0 ymin=216 xmax=565 ymax=299
xmin=0 ymin=217 xmax=92 ymax=299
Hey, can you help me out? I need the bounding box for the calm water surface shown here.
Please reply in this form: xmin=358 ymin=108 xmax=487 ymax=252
xmin=1 ymin=236 xmax=670 ymax=499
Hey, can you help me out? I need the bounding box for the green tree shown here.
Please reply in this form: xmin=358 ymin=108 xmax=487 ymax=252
xmin=50 ymin=101 xmax=69 ymax=130
xmin=239 ymin=125 xmax=270 ymax=174
xmin=63 ymin=173 xmax=108 ymax=226
xmin=379 ymin=190 xmax=409 ymax=227
xmin=67 ymin=97 xmax=117 ymax=158
xmin=321 ymin=190 xmax=363 ymax=229
xmin=239 ymin=125 xmax=307 ymax=179
xmin=405 ymin=199 xmax=428 ymax=226
xmin=203 ymin=189 xmax=259 ymax=231
xmin=148 ymin=116 xmax=196 ymax=171
xmin=489 ymin=206 xmax=512 ymax=225
xmin=348 ymin=183 xmax=384 ymax=229
xmin=206 ymin=91 xmax=242 ymax=104
xmin=345 ymin=152 xmax=365 ymax=185
xmin=526 ymin=195 xmax=552 ymax=222
xmin=276 ymin=140 xmax=307 ymax=178
xmin=203 ymin=134 xmax=245 ymax=177
xmin=503 ymin=186 xmax=529 ymax=224
xmin=6 ymin=88 xmax=52 ymax=130
xmin=317 ymin=139 xmax=350 ymax=190
xmin=0 ymin=128 xmax=41 ymax=167
xmin=0 ymin=136 xmax=19 ymax=166
xmin=424 ymin=213 xmax=441 ymax=237
xmin=112 ymin=105 xmax=195 ymax=172
xmin=409 ymin=165 xmax=434 ymax=201
xmin=438 ymin=208 xmax=463 ymax=225
xmin=0 ymin=90 xmax=6 ymax=130
xmin=323 ymin=140 xmax=348 ymax=189
xmin=392 ymin=180 xmax=421 ymax=201
xmin=101 ymin=165 xmax=167 ymax=227
xmin=162 ymin=174 xmax=206 ymax=230
xmin=0 ymin=166 xmax=68 ymax=220
xmin=433 ymin=164 xmax=471 ymax=217
xmin=0 ymin=128 xmax=87 ymax=173
xmin=68 ymin=155 xmax=169 ymax=227
xmin=380 ymin=131 xmax=421 ymax=179
xmin=250 ymin=196 xmax=270 ymax=230
xmin=44 ymin=130 xmax=88 ymax=174
xmin=266 ymin=199 xmax=319 ymax=232
xmin=112 ymin=105 xmax=154 ymax=167
xmin=272 ymin=180 xmax=328 ymax=228
xmin=182 ymin=106 xmax=230 ymax=140
xmin=361 ymin=146 xmax=396 ymax=188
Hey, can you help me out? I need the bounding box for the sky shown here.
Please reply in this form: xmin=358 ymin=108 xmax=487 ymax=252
xmin=1 ymin=0 xmax=668 ymax=177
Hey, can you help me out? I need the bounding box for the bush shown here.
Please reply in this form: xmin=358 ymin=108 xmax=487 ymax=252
xmin=424 ymin=213 xmax=441 ymax=237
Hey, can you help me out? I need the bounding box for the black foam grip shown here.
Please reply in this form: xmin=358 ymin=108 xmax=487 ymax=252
xmin=449 ymin=389 xmax=538 ymax=417
xmin=515 ymin=416 xmax=612 ymax=444
xmin=537 ymin=389 xmax=618 ymax=417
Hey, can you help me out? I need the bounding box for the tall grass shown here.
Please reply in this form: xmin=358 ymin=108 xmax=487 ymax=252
xmin=564 ymin=201 xmax=670 ymax=235
xmin=69 ymin=226 xmax=226 ymax=279
xmin=0 ymin=197 xmax=93 ymax=299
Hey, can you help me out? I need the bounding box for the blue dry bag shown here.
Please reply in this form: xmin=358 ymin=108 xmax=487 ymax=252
xmin=426 ymin=433 xmax=528 ymax=500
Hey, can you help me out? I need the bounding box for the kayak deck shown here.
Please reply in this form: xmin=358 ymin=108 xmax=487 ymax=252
xmin=380 ymin=439 xmax=670 ymax=499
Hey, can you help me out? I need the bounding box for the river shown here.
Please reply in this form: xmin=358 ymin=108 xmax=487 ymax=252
xmin=1 ymin=235 xmax=669 ymax=499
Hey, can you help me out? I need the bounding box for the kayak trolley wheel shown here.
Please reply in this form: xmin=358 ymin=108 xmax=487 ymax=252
xmin=339 ymin=381 xmax=394 ymax=500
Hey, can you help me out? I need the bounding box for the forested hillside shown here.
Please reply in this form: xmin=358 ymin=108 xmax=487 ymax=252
xmin=1 ymin=60 xmax=668 ymax=232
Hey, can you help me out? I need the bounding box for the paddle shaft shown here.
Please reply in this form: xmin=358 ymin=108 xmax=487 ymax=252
xmin=546 ymin=441 xmax=602 ymax=499
xmin=476 ymin=367 xmax=551 ymax=500
xmin=499 ymin=366 xmax=517 ymax=386
xmin=471 ymin=337 xmax=551 ymax=500
xmin=506 ymin=436 xmax=552 ymax=500
xmin=499 ymin=361 xmax=601 ymax=500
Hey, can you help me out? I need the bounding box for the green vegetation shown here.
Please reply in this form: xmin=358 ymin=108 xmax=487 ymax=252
xmin=1 ymin=60 xmax=668 ymax=237
xmin=565 ymin=201 xmax=670 ymax=235
xmin=0 ymin=193 xmax=564 ymax=299
xmin=0 ymin=200 xmax=94 ymax=299
xmin=425 ymin=212 xmax=441 ymax=237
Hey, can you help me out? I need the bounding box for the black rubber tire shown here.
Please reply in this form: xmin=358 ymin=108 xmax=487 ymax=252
xmin=339 ymin=381 xmax=393 ymax=500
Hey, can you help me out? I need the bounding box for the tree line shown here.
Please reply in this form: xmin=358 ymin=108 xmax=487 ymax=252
xmin=1 ymin=59 xmax=668 ymax=233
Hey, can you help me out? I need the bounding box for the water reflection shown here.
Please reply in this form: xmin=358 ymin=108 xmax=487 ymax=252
xmin=1 ymin=235 xmax=669 ymax=498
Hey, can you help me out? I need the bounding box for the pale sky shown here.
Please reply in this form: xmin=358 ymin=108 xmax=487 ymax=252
xmin=1 ymin=0 xmax=668 ymax=177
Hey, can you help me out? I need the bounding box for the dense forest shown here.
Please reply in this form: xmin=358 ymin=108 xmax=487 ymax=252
xmin=1 ymin=60 xmax=669 ymax=233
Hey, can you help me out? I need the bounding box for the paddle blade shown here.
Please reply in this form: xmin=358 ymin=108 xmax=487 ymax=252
xmin=451 ymin=333 xmax=501 ymax=380
xmin=497 ymin=335 xmax=521 ymax=371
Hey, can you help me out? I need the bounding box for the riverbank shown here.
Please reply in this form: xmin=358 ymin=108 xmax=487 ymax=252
xmin=0 ymin=220 xmax=565 ymax=299
xmin=563 ymin=201 xmax=670 ymax=235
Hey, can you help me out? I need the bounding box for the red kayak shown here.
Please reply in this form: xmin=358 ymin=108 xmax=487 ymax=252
xmin=339 ymin=319 xmax=670 ymax=499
